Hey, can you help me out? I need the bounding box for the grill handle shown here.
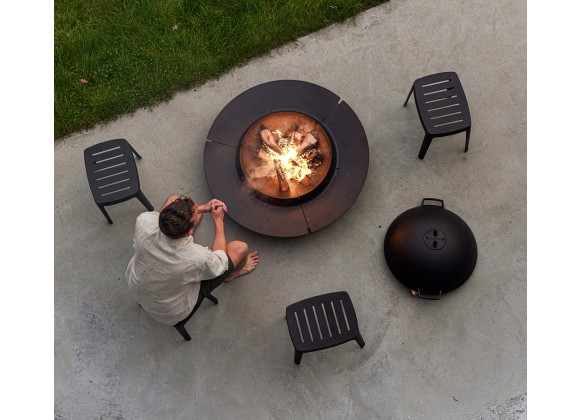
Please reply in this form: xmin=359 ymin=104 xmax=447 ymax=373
xmin=417 ymin=288 xmax=442 ymax=300
xmin=421 ymin=198 xmax=445 ymax=208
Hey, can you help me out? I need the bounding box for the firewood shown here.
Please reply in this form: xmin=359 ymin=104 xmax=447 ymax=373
xmin=292 ymin=131 xmax=304 ymax=143
xmin=305 ymin=148 xmax=318 ymax=160
xmin=308 ymin=157 xmax=322 ymax=169
xmin=299 ymin=175 xmax=312 ymax=186
xmin=274 ymin=161 xmax=289 ymax=192
xmin=260 ymin=129 xmax=283 ymax=154
xmin=258 ymin=148 xmax=270 ymax=160
xmin=297 ymin=133 xmax=317 ymax=155
xmin=253 ymin=165 xmax=274 ymax=179
xmin=278 ymin=136 xmax=288 ymax=148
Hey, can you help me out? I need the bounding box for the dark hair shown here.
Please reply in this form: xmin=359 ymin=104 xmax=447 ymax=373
xmin=158 ymin=196 xmax=195 ymax=239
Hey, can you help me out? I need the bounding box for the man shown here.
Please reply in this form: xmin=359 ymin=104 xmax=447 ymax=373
xmin=125 ymin=195 xmax=259 ymax=327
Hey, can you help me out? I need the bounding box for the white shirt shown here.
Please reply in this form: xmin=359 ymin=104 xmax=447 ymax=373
xmin=125 ymin=212 xmax=229 ymax=325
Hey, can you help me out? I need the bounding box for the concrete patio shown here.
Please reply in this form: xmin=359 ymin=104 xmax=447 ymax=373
xmin=54 ymin=0 xmax=526 ymax=418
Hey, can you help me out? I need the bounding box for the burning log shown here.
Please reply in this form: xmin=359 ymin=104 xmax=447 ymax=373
xmin=274 ymin=161 xmax=290 ymax=192
xmin=258 ymin=148 xmax=270 ymax=160
xmin=305 ymin=148 xmax=318 ymax=160
xmin=253 ymin=164 xmax=274 ymax=179
xmin=292 ymin=131 xmax=304 ymax=143
xmin=273 ymin=130 xmax=283 ymax=140
xmin=308 ymin=157 xmax=322 ymax=169
xmin=299 ymin=175 xmax=312 ymax=186
xmin=298 ymin=133 xmax=317 ymax=156
xmin=254 ymin=126 xmax=323 ymax=192
xmin=260 ymin=129 xmax=283 ymax=155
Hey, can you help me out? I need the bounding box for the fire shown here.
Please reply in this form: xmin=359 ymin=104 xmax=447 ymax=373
xmin=263 ymin=130 xmax=313 ymax=182
xmin=240 ymin=112 xmax=332 ymax=199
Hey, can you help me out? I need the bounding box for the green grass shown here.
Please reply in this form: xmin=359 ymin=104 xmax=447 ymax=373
xmin=54 ymin=0 xmax=385 ymax=139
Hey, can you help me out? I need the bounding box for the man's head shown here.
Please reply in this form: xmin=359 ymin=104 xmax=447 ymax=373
xmin=158 ymin=196 xmax=201 ymax=239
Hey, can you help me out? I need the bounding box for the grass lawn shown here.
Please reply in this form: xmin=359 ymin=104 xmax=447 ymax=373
xmin=55 ymin=0 xmax=385 ymax=139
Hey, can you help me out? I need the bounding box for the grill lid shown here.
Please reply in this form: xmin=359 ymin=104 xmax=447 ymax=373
xmin=383 ymin=198 xmax=477 ymax=299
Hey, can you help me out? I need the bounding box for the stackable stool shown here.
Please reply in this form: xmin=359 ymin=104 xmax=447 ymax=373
xmin=404 ymin=71 xmax=472 ymax=159
xmin=285 ymin=291 xmax=365 ymax=365
xmin=173 ymin=293 xmax=218 ymax=341
xmin=84 ymin=138 xmax=154 ymax=223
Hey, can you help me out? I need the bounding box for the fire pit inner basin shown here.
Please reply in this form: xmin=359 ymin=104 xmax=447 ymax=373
xmin=240 ymin=112 xmax=332 ymax=200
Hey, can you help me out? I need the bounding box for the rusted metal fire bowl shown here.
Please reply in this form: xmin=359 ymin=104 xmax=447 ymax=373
xmin=239 ymin=112 xmax=332 ymax=200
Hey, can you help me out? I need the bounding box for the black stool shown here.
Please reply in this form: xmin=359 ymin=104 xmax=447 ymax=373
xmin=173 ymin=293 xmax=218 ymax=341
xmin=84 ymin=138 xmax=154 ymax=223
xmin=404 ymin=72 xmax=472 ymax=159
xmin=285 ymin=291 xmax=365 ymax=365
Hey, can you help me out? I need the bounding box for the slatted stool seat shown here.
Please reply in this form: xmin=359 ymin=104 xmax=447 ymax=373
xmin=404 ymin=71 xmax=472 ymax=159
xmin=84 ymin=138 xmax=154 ymax=223
xmin=285 ymin=291 xmax=365 ymax=365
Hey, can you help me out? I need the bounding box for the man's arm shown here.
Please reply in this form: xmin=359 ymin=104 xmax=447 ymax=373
xmin=210 ymin=205 xmax=227 ymax=252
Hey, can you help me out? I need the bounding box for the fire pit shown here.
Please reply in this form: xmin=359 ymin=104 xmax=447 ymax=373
xmin=204 ymin=80 xmax=368 ymax=237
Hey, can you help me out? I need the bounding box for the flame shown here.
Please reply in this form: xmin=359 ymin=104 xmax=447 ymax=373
xmin=265 ymin=131 xmax=312 ymax=182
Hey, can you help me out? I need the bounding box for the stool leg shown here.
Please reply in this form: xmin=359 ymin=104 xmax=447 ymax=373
xmin=355 ymin=334 xmax=366 ymax=348
xmin=98 ymin=204 xmax=113 ymax=224
xmin=174 ymin=324 xmax=191 ymax=341
xmin=294 ymin=350 xmax=303 ymax=365
xmin=136 ymin=191 xmax=154 ymax=211
xmin=418 ymin=134 xmax=434 ymax=159
xmin=129 ymin=144 xmax=143 ymax=159
xmin=464 ymin=126 xmax=471 ymax=153
xmin=403 ymin=85 xmax=414 ymax=107
xmin=206 ymin=293 xmax=218 ymax=305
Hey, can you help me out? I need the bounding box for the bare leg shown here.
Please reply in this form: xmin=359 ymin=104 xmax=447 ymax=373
xmin=225 ymin=240 xmax=259 ymax=282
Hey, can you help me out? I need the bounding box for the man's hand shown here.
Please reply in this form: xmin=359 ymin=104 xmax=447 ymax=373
xmin=211 ymin=205 xmax=225 ymax=223
xmin=209 ymin=199 xmax=227 ymax=213
xmin=199 ymin=198 xmax=228 ymax=214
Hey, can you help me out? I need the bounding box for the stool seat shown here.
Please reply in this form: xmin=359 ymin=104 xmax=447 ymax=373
xmin=285 ymin=291 xmax=364 ymax=364
xmin=404 ymin=72 xmax=472 ymax=159
xmin=84 ymin=138 xmax=153 ymax=223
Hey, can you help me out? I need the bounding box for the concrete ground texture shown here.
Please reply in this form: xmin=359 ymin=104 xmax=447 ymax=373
xmin=54 ymin=0 xmax=526 ymax=418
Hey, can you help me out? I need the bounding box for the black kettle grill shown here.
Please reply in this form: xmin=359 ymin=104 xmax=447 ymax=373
xmin=384 ymin=198 xmax=477 ymax=300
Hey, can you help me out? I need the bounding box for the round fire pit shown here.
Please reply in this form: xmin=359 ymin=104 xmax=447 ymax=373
xmin=204 ymin=80 xmax=368 ymax=237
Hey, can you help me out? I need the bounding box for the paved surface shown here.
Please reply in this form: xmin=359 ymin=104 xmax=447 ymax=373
xmin=54 ymin=0 xmax=526 ymax=418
